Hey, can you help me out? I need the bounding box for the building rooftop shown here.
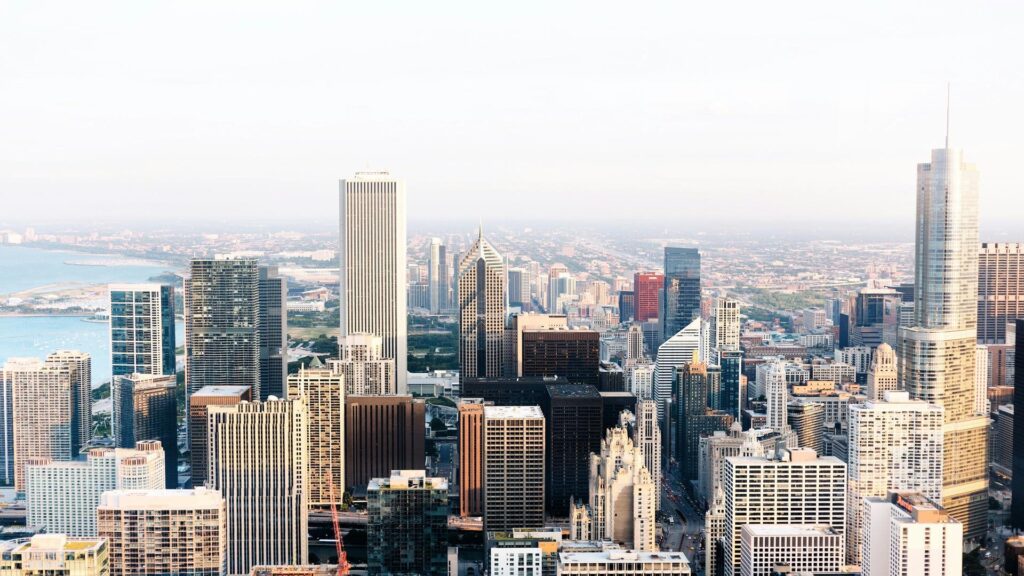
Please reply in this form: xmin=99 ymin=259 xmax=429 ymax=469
xmin=485 ymin=405 xmax=544 ymax=419
xmin=0 ymin=534 xmax=106 ymax=555
xmin=98 ymin=488 xmax=224 ymax=510
xmin=367 ymin=469 xmax=448 ymax=492
xmin=741 ymin=524 xmax=839 ymax=537
xmin=559 ymin=550 xmax=690 ymax=564
xmin=546 ymin=384 xmax=601 ymax=399
xmin=192 ymin=385 xmax=251 ymax=398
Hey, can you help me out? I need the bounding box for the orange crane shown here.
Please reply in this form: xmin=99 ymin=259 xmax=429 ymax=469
xmin=327 ymin=475 xmax=351 ymax=576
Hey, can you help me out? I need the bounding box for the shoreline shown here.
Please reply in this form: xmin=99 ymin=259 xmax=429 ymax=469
xmin=0 ymin=312 xmax=95 ymax=318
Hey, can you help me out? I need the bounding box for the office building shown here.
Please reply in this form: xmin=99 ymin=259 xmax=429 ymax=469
xmin=852 ymin=288 xmax=902 ymax=348
xmin=711 ymin=296 xmax=741 ymax=357
xmin=676 ymin=363 xmax=733 ymax=481
xmin=111 ymin=373 xmax=177 ymax=487
xmin=0 ymin=535 xmax=108 ymax=576
xmin=697 ymin=426 xmax=798 ymax=510
xmin=722 ymin=448 xmax=846 ymax=576
xmin=367 ymin=470 xmax=449 ymax=576
xmin=993 ymin=403 xmax=1013 ymax=476
xmin=739 ymin=525 xmax=843 ymax=576
xmin=505 ymin=313 xmax=569 ymax=377
xmin=458 ymin=228 xmax=506 ymax=380
xmin=547 ymin=264 xmax=573 ymax=314
xmin=557 ymin=551 xmax=691 ymax=575
xmin=618 ymin=290 xmax=635 ymax=323
xmin=5 ymin=352 xmax=91 ymax=491
xmin=185 ymin=257 xmax=260 ymax=399
xmin=633 ymin=272 xmax=663 ymax=323
xmin=521 ymin=327 xmax=600 ymax=386
xmin=718 ymin=348 xmax=744 ymax=417
xmin=569 ymin=426 xmax=657 ymax=551
xmin=97 ymin=488 xmax=227 ymax=576
xmin=763 ymin=362 xmax=788 ymax=433
xmin=483 ymin=406 xmax=545 ymax=531
xmin=25 ymin=442 xmax=165 ymax=536
xmin=978 ymin=243 xmax=1023 ymax=344
xmin=846 ymin=391 xmax=944 ymax=564
xmin=248 ymin=567 xmax=336 ymax=576
xmin=258 ymin=265 xmax=287 ymax=400
xmin=900 ymin=145 xmax=988 ymax=539
xmin=339 ymin=172 xmax=407 ymax=393
xmin=207 ymin=398 xmax=309 ymax=574
xmin=429 ymin=237 xmax=448 ymax=313
xmin=507 ymin=266 xmax=528 ymax=310
xmin=0 ymin=362 xmax=10 ymax=486
xmin=188 ymin=385 xmax=250 ymax=488
xmin=287 ymin=362 xmax=345 ymax=506
xmin=1013 ymin=319 xmax=1024 ymax=528
xmin=866 ymin=342 xmax=899 ymax=400
xmin=836 ymin=345 xmax=873 ymax=381
xmin=627 ymin=361 xmax=654 ymax=399
xmin=662 ymin=247 xmax=701 ymax=342
xmin=632 ymin=400 xmax=662 ymax=510
xmin=334 ymin=333 xmax=396 ymax=396
xmin=544 ymin=384 xmax=603 ymax=515
xmin=458 ymin=399 xmax=486 ymax=517
xmin=787 ymin=401 xmax=824 ymax=454
xmin=108 ymin=283 xmax=176 ymax=377
xmin=345 ymin=395 xmax=425 ymax=493
xmin=487 ymin=530 xmax=560 ymax=576
xmin=654 ymin=317 xmax=702 ymax=420
xmin=862 ymin=492 xmax=963 ymax=576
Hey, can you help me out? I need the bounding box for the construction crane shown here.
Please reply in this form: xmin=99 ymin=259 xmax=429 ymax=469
xmin=327 ymin=474 xmax=351 ymax=576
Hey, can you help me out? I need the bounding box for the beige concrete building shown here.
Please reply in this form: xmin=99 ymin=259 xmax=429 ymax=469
xmin=98 ymin=488 xmax=226 ymax=576
xmin=287 ymin=361 xmax=345 ymax=505
xmin=0 ymin=535 xmax=108 ymax=576
xmin=866 ymin=342 xmax=898 ymax=400
xmin=483 ymin=405 xmax=545 ymax=531
xmin=188 ymin=385 xmax=251 ymax=488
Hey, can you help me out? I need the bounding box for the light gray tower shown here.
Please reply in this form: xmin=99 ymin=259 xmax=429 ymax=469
xmin=339 ymin=172 xmax=408 ymax=393
xmin=458 ymin=227 xmax=506 ymax=381
xmin=428 ymin=237 xmax=448 ymax=314
xmin=258 ymin=265 xmax=287 ymax=400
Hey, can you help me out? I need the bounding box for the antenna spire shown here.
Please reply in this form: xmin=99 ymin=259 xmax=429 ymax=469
xmin=945 ymin=82 xmax=951 ymax=149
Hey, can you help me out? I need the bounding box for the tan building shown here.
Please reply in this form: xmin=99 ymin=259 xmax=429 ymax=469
xmin=208 ymin=398 xmax=309 ymax=575
xmin=458 ymin=398 xmax=486 ymax=517
xmin=4 ymin=351 xmax=91 ymax=491
xmin=188 ymin=385 xmax=251 ymax=487
xmin=0 ymin=535 xmax=108 ymax=576
xmin=287 ymin=360 xmax=345 ymax=505
xmin=866 ymin=342 xmax=899 ymax=400
xmin=483 ymin=406 xmax=545 ymax=531
xmin=98 ymin=488 xmax=226 ymax=576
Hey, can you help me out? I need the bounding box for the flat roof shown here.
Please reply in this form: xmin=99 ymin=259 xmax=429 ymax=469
xmin=485 ymin=405 xmax=544 ymax=419
xmin=99 ymin=488 xmax=224 ymax=510
xmin=742 ymin=524 xmax=838 ymax=537
xmin=192 ymin=385 xmax=252 ymax=397
xmin=559 ymin=551 xmax=690 ymax=563
xmin=546 ymin=384 xmax=601 ymax=399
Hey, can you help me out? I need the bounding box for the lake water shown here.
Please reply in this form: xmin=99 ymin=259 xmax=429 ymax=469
xmin=0 ymin=245 xmax=183 ymax=386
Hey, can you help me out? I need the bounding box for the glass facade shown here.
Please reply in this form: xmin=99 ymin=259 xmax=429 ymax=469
xmin=662 ymin=247 xmax=701 ymax=341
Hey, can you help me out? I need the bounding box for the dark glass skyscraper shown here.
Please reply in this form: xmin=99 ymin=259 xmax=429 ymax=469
xmin=258 ymin=266 xmax=287 ymax=400
xmin=718 ymin=349 xmax=743 ymax=417
xmin=109 ymin=284 xmax=176 ymax=378
xmin=662 ymin=247 xmax=701 ymax=341
xmin=1012 ymin=319 xmax=1024 ymax=528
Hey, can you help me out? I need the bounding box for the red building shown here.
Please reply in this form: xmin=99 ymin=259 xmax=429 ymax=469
xmin=633 ymin=272 xmax=663 ymax=323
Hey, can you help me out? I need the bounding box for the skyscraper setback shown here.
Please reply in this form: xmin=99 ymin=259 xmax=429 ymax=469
xmin=458 ymin=228 xmax=506 ymax=381
xmin=339 ymin=172 xmax=408 ymax=393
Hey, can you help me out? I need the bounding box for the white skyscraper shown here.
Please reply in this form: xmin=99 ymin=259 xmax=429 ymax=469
xmin=25 ymin=441 xmax=165 ymax=536
xmin=339 ymin=172 xmax=408 ymax=393
xmin=458 ymin=228 xmax=506 ymax=380
xmin=900 ymin=145 xmax=988 ymax=539
xmin=764 ymin=362 xmax=788 ymax=433
xmin=846 ymin=391 xmax=944 ymax=564
xmin=627 ymin=361 xmax=655 ymax=399
xmin=428 ymin=237 xmax=447 ymax=313
xmin=862 ymin=492 xmax=963 ymax=576
xmin=208 ymin=398 xmax=309 ymax=575
xmin=722 ymin=447 xmax=846 ymax=576
xmin=632 ymin=399 xmax=662 ymax=510
xmin=655 ymin=317 xmax=702 ymax=419
xmin=865 ymin=342 xmax=899 ymax=400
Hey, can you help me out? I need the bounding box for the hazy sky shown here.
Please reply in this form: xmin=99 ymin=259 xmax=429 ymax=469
xmin=2 ymin=1 xmax=1023 ymax=230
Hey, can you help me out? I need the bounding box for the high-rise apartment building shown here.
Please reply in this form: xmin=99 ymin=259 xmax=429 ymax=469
xmin=188 ymin=385 xmax=250 ymax=488
xmin=458 ymin=398 xmax=486 ymax=517
xmin=345 ymin=395 xmax=425 ymax=492
xmin=108 ymin=283 xmax=176 ymax=377
xmin=0 ymin=535 xmax=108 ymax=576
xmin=569 ymin=426 xmax=657 ymax=551
xmin=429 ymin=237 xmax=448 ymax=313
xmin=846 ymin=391 xmax=944 ymax=564
xmin=764 ymin=361 xmax=788 ymax=433
xmin=900 ymin=145 xmax=988 ymax=539
xmin=185 ymin=257 xmax=260 ymax=400
xmin=862 ymin=492 xmax=963 ymax=576
xmin=663 ymin=247 xmax=701 ymax=342
xmin=654 ymin=317 xmax=702 ymax=420
xmin=711 ymin=297 xmax=741 ymax=358
xmin=258 ymin=265 xmax=287 ymax=400
xmin=1014 ymin=319 xmax=1024 ymax=529
xmin=207 ymin=398 xmax=309 ymax=574
xmin=722 ymin=447 xmax=846 ymax=576
xmin=339 ymin=172 xmax=408 ymax=393
xmin=98 ymin=488 xmax=227 ymax=576
xmin=5 ymin=352 xmax=91 ymax=491
xmin=521 ymin=327 xmax=600 ymax=386
xmin=787 ymin=401 xmax=824 ymax=454
xmin=458 ymin=228 xmax=506 ymax=381
xmin=547 ymin=266 xmax=575 ymax=315
xmin=112 ymin=373 xmax=177 ymax=488
xmin=334 ymin=333 xmax=396 ymax=396
xmin=544 ymin=384 xmax=603 ymax=515
xmin=483 ymin=406 xmax=545 ymax=532
xmin=866 ymin=342 xmax=899 ymax=400
xmin=633 ymin=272 xmax=663 ymax=324
xmin=367 ymin=470 xmax=449 ymax=576
xmin=287 ymin=362 xmax=345 ymax=505
xmin=25 ymin=441 xmax=165 ymax=536
xmin=978 ymin=243 xmax=1023 ymax=344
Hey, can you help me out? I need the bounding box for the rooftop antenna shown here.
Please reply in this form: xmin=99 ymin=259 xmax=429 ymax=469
xmin=945 ymin=82 xmax=951 ymax=149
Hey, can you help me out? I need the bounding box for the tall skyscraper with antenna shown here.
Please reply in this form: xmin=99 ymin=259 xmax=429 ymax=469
xmin=339 ymin=172 xmax=407 ymax=393
xmin=899 ymin=104 xmax=988 ymax=540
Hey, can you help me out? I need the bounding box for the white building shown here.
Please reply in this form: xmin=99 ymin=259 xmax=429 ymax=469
xmin=334 ymin=334 xmax=396 ymax=396
xmin=208 ymin=398 xmax=309 ymax=575
xmin=628 ymin=361 xmax=655 ymax=400
xmin=763 ymin=362 xmax=788 ymax=433
xmin=862 ymin=492 xmax=963 ymax=576
xmin=97 ymin=488 xmax=227 ymax=576
xmin=722 ymin=448 xmax=846 ymax=576
xmin=490 ymin=547 xmax=542 ymax=576
xmin=25 ymin=442 xmax=165 ymax=536
xmin=711 ymin=297 xmax=741 ymax=362
xmin=655 ymin=318 xmax=702 ymax=419
xmin=632 ymin=400 xmax=662 ymax=510
xmin=339 ymin=172 xmax=407 ymax=393
xmin=836 ymin=346 xmax=873 ymax=378
xmin=558 ymin=550 xmax=691 ymax=575
xmin=739 ymin=525 xmax=843 ymax=576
